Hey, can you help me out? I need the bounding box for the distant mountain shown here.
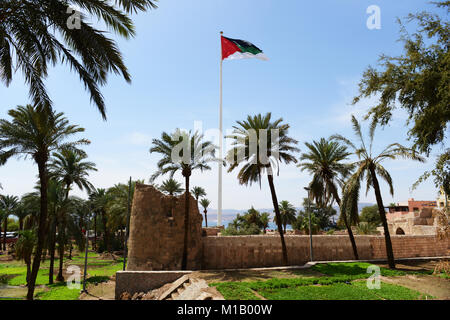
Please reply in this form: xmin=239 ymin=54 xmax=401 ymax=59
xmin=205 ymin=202 xmax=375 ymax=225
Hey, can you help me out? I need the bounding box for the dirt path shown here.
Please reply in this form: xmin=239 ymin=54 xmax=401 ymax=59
xmin=381 ymin=275 xmax=450 ymax=300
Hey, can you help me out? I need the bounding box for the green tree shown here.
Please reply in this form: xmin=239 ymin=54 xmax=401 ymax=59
xmin=260 ymin=212 xmax=270 ymax=234
xmin=0 ymin=195 xmax=19 ymax=250
xmin=13 ymin=201 xmax=28 ymax=231
xmin=359 ymin=205 xmax=382 ymax=226
xmin=274 ymin=200 xmax=297 ymax=233
xmin=226 ymin=113 xmax=299 ymax=265
xmin=413 ymin=149 xmax=450 ymax=205
xmin=49 ymin=147 xmax=97 ymax=200
xmin=191 ymin=186 xmax=206 ymax=208
xmin=199 ymin=198 xmax=210 ymax=228
xmin=89 ymin=188 xmax=112 ymax=254
xmin=49 ymin=147 xmax=96 ymax=280
xmin=0 ymin=104 xmax=88 ymax=299
xmin=15 ymin=230 xmax=36 ymax=286
xmin=352 ymin=1 xmax=449 ymax=155
xmin=0 ymin=0 xmax=157 ymax=119
xmin=332 ymin=116 xmax=425 ymax=268
xmin=150 ymin=129 xmax=217 ymax=270
xmin=298 ymin=138 xmax=359 ymax=259
xmin=292 ymin=210 xmax=320 ymax=234
xmin=356 ymin=222 xmax=378 ymax=235
xmin=159 ymin=178 xmax=184 ymax=196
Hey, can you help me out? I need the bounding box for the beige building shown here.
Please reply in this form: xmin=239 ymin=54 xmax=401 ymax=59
xmin=382 ymin=198 xmax=440 ymax=236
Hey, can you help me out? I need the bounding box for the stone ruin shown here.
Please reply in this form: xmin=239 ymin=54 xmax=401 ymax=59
xmin=126 ymin=183 xmax=203 ymax=271
xmin=382 ymin=207 xmax=440 ymax=236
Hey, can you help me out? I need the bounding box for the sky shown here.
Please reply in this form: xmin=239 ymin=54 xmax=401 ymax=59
xmin=0 ymin=0 xmax=448 ymax=213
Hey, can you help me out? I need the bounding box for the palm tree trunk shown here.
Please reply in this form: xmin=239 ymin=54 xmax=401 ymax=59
xmin=267 ymin=174 xmax=288 ymax=266
xmin=181 ymin=174 xmax=190 ymax=270
xmin=3 ymin=216 xmax=7 ymax=251
xmin=19 ymin=218 xmax=23 ymax=231
xmin=27 ymin=158 xmax=49 ymax=300
xmin=333 ymin=192 xmax=359 ymax=260
xmin=49 ymin=218 xmax=57 ymax=284
xmin=203 ymin=209 xmax=208 ymax=228
xmin=56 ymin=221 xmax=65 ymax=281
xmin=26 ymin=261 xmax=31 ymax=287
xmin=369 ymin=166 xmax=395 ymax=269
xmin=93 ymin=212 xmax=97 ymax=250
xmin=101 ymin=209 xmax=110 ymax=253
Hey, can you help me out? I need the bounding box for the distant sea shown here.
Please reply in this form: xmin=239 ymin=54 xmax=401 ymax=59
xmin=202 ymin=202 xmax=375 ymax=230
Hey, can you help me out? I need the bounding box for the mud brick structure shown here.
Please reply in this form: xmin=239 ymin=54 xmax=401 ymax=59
xmin=126 ymin=184 xmax=203 ymax=270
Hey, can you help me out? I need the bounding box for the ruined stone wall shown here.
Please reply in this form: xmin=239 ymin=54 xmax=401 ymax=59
xmin=126 ymin=184 xmax=203 ymax=271
xmin=202 ymin=235 xmax=449 ymax=269
xmin=202 ymin=235 xmax=373 ymax=269
xmin=370 ymin=235 xmax=448 ymax=259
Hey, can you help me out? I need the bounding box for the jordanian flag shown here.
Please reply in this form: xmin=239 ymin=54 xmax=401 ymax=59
xmin=221 ymin=36 xmax=268 ymax=61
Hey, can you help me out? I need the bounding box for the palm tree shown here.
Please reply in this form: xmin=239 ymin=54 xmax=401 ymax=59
xmin=89 ymin=188 xmax=112 ymax=254
xmin=0 ymin=104 xmax=88 ymax=299
xmin=0 ymin=0 xmax=157 ymax=119
xmin=150 ymin=129 xmax=217 ymax=270
xmin=298 ymin=138 xmax=359 ymax=259
xmin=159 ymin=178 xmax=184 ymax=196
xmin=13 ymin=201 xmax=28 ymax=231
xmin=226 ymin=113 xmax=299 ymax=265
xmin=15 ymin=230 xmax=36 ymax=287
xmin=332 ymin=116 xmax=425 ymax=268
xmin=275 ymin=200 xmax=297 ymax=233
xmin=199 ymin=198 xmax=210 ymax=228
xmin=0 ymin=195 xmax=19 ymax=250
xmin=191 ymin=186 xmax=206 ymax=208
xmin=49 ymin=147 xmax=97 ymax=200
xmin=49 ymin=147 xmax=96 ymax=280
xmin=260 ymin=212 xmax=270 ymax=234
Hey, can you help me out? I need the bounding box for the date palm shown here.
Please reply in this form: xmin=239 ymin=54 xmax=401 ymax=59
xmin=159 ymin=178 xmax=184 ymax=196
xmin=0 ymin=104 xmax=88 ymax=299
xmin=89 ymin=188 xmax=112 ymax=254
xmin=0 ymin=194 xmax=19 ymax=250
xmin=226 ymin=113 xmax=299 ymax=265
xmin=199 ymin=198 xmax=210 ymax=228
xmin=49 ymin=147 xmax=97 ymax=200
xmin=191 ymin=186 xmax=206 ymax=208
xmin=15 ymin=230 xmax=36 ymax=287
xmin=150 ymin=129 xmax=217 ymax=270
xmin=0 ymin=0 xmax=157 ymax=119
xmin=274 ymin=200 xmax=297 ymax=234
xmin=332 ymin=116 xmax=425 ymax=268
xmin=298 ymin=138 xmax=359 ymax=259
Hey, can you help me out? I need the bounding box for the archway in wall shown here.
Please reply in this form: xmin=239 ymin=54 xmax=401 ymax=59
xmin=395 ymin=228 xmax=405 ymax=235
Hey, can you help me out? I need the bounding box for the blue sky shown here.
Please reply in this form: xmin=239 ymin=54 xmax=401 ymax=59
xmin=0 ymin=0 xmax=447 ymax=214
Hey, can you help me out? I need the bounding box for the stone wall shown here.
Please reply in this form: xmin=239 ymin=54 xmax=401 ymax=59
xmin=370 ymin=235 xmax=448 ymax=259
xmin=202 ymin=235 xmax=449 ymax=269
xmin=126 ymin=184 xmax=203 ymax=270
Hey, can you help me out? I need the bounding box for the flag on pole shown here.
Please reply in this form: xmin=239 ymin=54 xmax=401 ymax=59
xmin=221 ymin=36 xmax=269 ymax=61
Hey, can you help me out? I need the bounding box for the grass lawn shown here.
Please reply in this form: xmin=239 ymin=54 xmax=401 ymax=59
xmin=0 ymin=248 xmax=123 ymax=300
xmin=211 ymin=262 xmax=441 ymax=300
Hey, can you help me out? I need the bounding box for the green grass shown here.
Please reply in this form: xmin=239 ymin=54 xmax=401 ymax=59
xmin=35 ymin=283 xmax=82 ymax=300
xmin=212 ymin=283 xmax=261 ymax=300
xmin=0 ymin=249 xmax=118 ymax=300
xmin=311 ymin=262 xmax=408 ymax=277
xmin=212 ymin=262 xmax=435 ymax=300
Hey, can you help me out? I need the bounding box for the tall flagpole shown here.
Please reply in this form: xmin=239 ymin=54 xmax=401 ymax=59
xmin=218 ymin=31 xmax=223 ymax=227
